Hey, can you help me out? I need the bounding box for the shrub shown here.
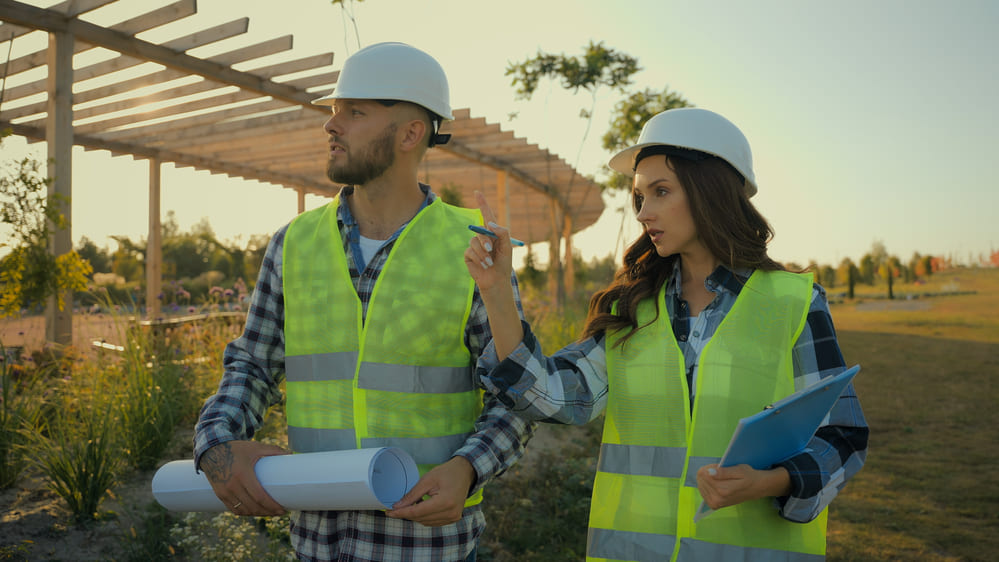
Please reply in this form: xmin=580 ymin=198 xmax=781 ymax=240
xmin=33 ymin=403 xmax=123 ymax=522
xmin=0 ymin=344 xmax=44 ymax=489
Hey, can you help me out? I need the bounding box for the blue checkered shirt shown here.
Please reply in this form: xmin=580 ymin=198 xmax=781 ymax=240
xmin=475 ymin=261 xmax=868 ymax=523
xmin=195 ymin=186 xmax=533 ymax=561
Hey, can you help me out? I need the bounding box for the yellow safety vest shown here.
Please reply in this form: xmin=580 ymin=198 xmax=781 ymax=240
xmin=283 ymin=195 xmax=486 ymax=507
xmin=590 ymin=270 xmax=826 ymax=562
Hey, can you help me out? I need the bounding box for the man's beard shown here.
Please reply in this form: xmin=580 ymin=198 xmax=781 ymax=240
xmin=326 ymin=123 xmax=397 ymax=186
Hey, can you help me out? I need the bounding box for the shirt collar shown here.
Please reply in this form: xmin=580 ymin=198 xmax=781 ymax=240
xmin=336 ymin=183 xmax=436 ymax=231
xmin=665 ymin=259 xmax=753 ymax=298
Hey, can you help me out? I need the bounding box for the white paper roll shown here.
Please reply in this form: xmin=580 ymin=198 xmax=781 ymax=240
xmin=151 ymin=447 xmax=420 ymax=512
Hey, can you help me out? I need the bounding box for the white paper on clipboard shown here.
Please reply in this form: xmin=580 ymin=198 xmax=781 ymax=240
xmin=694 ymin=364 xmax=860 ymax=522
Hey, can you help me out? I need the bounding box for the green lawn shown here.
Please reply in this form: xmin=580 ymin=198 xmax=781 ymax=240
xmin=826 ymin=268 xmax=999 ymax=561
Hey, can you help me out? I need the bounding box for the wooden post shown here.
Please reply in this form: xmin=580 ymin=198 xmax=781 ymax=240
xmin=44 ymin=30 xmax=73 ymax=346
xmin=548 ymin=200 xmax=564 ymax=308
xmin=146 ymin=159 xmax=162 ymax=319
xmin=495 ymin=169 xmax=510 ymax=228
xmin=297 ymin=187 xmax=306 ymax=214
xmin=563 ymin=213 xmax=574 ymax=296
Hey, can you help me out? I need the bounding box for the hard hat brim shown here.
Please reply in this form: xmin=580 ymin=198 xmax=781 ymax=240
xmin=608 ymin=142 xmax=758 ymax=198
xmin=309 ymin=91 xmax=454 ymax=121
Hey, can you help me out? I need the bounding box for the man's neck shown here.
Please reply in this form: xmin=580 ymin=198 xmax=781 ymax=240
xmin=348 ymin=177 xmax=425 ymax=240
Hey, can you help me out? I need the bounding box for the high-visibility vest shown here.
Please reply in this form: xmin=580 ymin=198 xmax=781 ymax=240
xmin=590 ymin=270 xmax=826 ymax=562
xmin=283 ymin=195 xmax=486 ymax=507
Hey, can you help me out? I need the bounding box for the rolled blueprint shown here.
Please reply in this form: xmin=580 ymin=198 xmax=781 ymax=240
xmin=152 ymin=447 xmax=419 ymax=512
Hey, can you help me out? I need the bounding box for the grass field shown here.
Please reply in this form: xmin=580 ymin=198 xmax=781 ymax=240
xmin=818 ymin=268 xmax=999 ymax=561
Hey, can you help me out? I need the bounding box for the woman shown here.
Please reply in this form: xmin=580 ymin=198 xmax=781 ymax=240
xmin=465 ymin=108 xmax=868 ymax=562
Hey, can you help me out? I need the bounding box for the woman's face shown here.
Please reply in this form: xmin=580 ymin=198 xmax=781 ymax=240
xmin=633 ymin=156 xmax=705 ymax=259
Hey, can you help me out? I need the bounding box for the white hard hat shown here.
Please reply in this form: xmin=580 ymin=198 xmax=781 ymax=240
xmin=312 ymin=42 xmax=453 ymax=120
xmin=608 ymin=107 xmax=757 ymax=197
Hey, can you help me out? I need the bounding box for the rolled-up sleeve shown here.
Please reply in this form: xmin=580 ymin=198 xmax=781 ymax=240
xmin=476 ymin=322 xmax=609 ymax=426
xmin=194 ymin=227 xmax=288 ymax=471
xmin=776 ymin=285 xmax=869 ymax=522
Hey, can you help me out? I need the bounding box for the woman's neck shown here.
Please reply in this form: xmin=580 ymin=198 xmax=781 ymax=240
xmin=679 ymin=252 xmax=720 ymax=316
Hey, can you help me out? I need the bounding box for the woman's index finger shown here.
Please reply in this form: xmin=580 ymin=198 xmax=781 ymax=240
xmin=475 ymin=191 xmax=498 ymax=224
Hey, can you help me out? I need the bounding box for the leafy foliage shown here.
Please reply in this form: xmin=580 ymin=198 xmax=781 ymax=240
xmin=0 ymin=344 xmax=42 ymax=489
xmin=506 ymin=41 xmax=640 ymax=100
xmin=33 ymin=403 xmax=122 ymax=522
xmin=0 ymin=131 xmax=91 ymax=316
xmin=600 ymin=88 xmax=692 ymax=191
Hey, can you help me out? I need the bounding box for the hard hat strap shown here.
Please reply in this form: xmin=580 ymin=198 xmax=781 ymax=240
xmin=633 ymin=145 xmax=710 ymax=171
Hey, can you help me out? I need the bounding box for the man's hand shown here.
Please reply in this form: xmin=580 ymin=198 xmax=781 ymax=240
xmin=200 ymin=440 xmax=289 ymax=516
xmin=696 ymin=463 xmax=792 ymax=510
xmin=385 ymin=456 xmax=476 ymax=527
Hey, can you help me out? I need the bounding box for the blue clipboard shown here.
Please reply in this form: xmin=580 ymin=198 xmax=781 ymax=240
xmin=694 ymin=364 xmax=860 ymax=522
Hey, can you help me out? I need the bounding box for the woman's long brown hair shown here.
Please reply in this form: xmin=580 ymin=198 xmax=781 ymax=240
xmin=581 ymin=153 xmax=785 ymax=348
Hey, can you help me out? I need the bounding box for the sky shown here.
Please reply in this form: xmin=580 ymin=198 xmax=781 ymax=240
xmin=2 ymin=0 xmax=998 ymax=268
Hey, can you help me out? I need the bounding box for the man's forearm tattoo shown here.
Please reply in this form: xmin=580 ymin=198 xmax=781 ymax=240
xmin=202 ymin=442 xmax=235 ymax=484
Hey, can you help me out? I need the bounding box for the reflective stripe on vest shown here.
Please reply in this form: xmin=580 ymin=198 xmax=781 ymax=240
xmin=588 ymin=529 xmax=824 ymax=562
xmin=590 ymin=270 xmax=823 ymax=562
xmin=283 ymin=196 xmax=485 ymax=507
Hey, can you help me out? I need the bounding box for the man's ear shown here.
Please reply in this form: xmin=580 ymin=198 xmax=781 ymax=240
xmin=398 ymin=118 xmax=429 ymax=153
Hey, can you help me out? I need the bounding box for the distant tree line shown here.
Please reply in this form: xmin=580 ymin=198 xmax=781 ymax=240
xmin=69 ymin=210 xmax=270 ymax=312
xmin=790 ymin=240 xmax=975 ymax=300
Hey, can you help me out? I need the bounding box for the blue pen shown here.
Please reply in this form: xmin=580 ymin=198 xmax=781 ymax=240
xmin=468 ymin=225 xmax=526 ymax=247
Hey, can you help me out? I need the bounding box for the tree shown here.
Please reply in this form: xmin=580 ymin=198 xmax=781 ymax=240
xmin=818 ymin=265 xmax=837 ymax=289
xmin=836 ymin=258 xmax=858 ymax=299
xmin=242 ymin=233 xmax=271 ymax=283
xmin=878 ymin=258 xmax=899 ymax=300
xmin=76 ymin=236 xmax=112 ymax=274
xmin=110 ymin=235 xmax=145 ymax=283
xmin=0 ymin=132 xmax=91 ymax=317
xmin=858 ymin=254 xmax=875 ymax=285
xmin=507 ymin=41 xmax=640 ymax=101
xmin=601 ymin=88 xmax=692 ymax=191
xmin=507 ymin=42 xmax=641 ymax=307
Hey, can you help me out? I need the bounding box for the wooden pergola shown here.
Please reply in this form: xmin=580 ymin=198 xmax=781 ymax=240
xmin=0 ymin=0 xmax=605 ymax=345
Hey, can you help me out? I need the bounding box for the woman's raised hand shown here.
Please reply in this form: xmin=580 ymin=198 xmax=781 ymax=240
xmin=464 ymin=191 xmax=514 ymax=294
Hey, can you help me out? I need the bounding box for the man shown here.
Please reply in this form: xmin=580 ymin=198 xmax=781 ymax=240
xmin=194 ymin=42 xmax=533 ymax=561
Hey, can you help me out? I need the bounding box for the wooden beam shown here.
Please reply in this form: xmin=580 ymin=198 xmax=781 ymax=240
xmin=0 ymin=0 xmax=326 ymax=110
xmin=3 ymin=121 xmax=336 ymax=195
xmin=90 ymin=98 xmax=292 ymax=141
xmin=442 ymin=139 xmax=567 ymax=208
xmin=1 ymin=0 xmax=199 ymax=77
xmin=0 ymin=17 xmax=253 ymax=106
xmin=98 ymin=103 xmax=306 ymax=143
xmin=0 ymin=0 xmax=115 ymax=40
xmin=151 ymin=117 xmax=319 ymax=150
xmin=48 ymin=52 xmax=332 ymax=126
xmin=63 ymin=87 xmax=268 ymax=135
xmin=248 ymin=52 xmax=334 ymax=79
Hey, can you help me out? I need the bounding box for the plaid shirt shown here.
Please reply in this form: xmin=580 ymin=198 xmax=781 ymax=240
xmin=195 ymin=185 xmax=533 ymax=561
xmin=476 ymin=261 xmax=868 ymax=523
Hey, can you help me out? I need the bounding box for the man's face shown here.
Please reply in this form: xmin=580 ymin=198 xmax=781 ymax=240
xmin=323 ymin=100 xmax=398 ymax=186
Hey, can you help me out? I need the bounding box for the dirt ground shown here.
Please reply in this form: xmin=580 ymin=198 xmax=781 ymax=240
xmin=0 ymin=467 xmax=163 ymax=561
xmin=0 ymin=424 xmax=575 ymax=561
xmin=0 ymin=314 xmax=575 ymax=560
